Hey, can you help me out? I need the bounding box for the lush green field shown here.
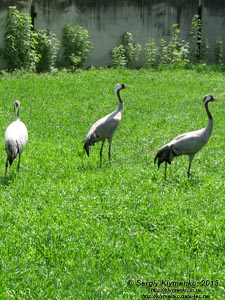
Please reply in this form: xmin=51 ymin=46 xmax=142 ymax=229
xmin=0 ymin=67 xmax=224 ymax=299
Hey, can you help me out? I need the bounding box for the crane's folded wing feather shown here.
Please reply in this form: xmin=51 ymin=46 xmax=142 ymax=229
xmin=171 ymin=128 xmax=210 ymax=155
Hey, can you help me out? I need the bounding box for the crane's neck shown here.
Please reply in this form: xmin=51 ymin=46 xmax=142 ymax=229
xmin=116 ymin=89 xmax=124 ymax=111
xmin=14 ymin=107 xmax=19 ymax=121
xmin=205 ymin=101 xmax=212 ymax=120
xmin=205 ymin=101 xmax=213 ymax=135
xmin=116 ymin=89 xmax=123 ymax=104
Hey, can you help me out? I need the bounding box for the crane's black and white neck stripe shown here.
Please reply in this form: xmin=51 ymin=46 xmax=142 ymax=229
xmin=203 ymin=94 xmax=215 ymax=120
xmin=114 ymin=83 xmax=126 ymax=103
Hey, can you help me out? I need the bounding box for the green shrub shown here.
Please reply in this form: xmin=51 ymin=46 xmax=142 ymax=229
xmin=112 ymin=32 xmax=142 ymax=68
xmin=62 ymin=24 xmax=92 ymax=69
xmin=112 ymin=45 xmax=127 ymax=68
xmin=214 ymin=38 xmax=223 ymax=65
xmin=158 ymin=24 xmax=190 ymax=66
xmin=145 ymin=24 xmax=189 ymax=68
xmin=189 ymin=14 xmax=209 ymax=63
xmin=189 ymin=15 xmax=201 ymax=63
xmin=2 ymin=6 xmax=38 ymax=72
xmin=121 ymin=32 xmax=142 ymax=67
xmin=168 ymin=24 xmax=190 ymax=65
xmin=159 ymin=39 xmax=171 ymax=65
xmin=35 ymin=29 xmax=60 ymax=72
xmin=145 ymin=38 xmax=159 ymax=68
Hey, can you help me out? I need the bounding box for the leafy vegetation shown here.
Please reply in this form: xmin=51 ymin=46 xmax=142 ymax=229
xmin=214 ymin=38 xmax=223 ymax=66
xmin=189 ymin=14 xmax=203 ymax=63
xmin=145 ymin=15 xmax=213 ymax=68
xmin=35 ymin=29 xmax=60 ymax=73
xmin=62 ymin=24 xmax=92 ymax=70
xmin=0 ymin=8 xmax=224 ymax=72
xmin=145 ymin=38 xmax=159 ymax=68
xmin=112 ymin=32 xmax=142 ymax=68
xmin=2 ymin=6 xmax=38 ymax=72
xmin=0 ymin=7 xmax=92 ymax=73
xmin=0 ymin=68 xmax=224 ymax=299
xmin=112 ymin=45 xmax=127 ymax=68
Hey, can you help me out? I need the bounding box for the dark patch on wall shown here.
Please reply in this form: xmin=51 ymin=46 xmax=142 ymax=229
xmin=30 ymin=0 xmax=197 ymax=12
xmin=0 ymin=0 xmax=29 ymax=10
xmin=204 ymin=0 xmax=225 ymax=16
xmin=1 ymin=0 xmax=198 ymax=24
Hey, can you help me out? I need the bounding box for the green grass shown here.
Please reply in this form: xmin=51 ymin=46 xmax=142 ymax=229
xmin=0 ymin=67 xmax=225 ymax=299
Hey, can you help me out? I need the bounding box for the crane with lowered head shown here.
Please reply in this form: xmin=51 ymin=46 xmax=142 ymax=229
xmin=83 ymin=83 xmax=132 ymax=166
xmin=154 ymin=95 xmax=217 ymax=180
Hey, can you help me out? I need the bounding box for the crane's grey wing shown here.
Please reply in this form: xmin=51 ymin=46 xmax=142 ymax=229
xmin=83 ymin=110 xmax=122 ymax=156
xmin=88 ymin=111 xmax=122 ymax=139
xmin=97 ymin=113 xmax=121 ymax=139
xmin=171 ymin=128 xmax=209 ymax=155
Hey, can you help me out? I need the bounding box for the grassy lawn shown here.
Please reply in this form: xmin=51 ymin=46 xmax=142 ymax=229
xmin=0 ymin=67 xmax=224 ymax=299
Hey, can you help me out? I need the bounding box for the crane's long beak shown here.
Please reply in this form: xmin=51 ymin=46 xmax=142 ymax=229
xmin=125 ymin=84 xmax=133 ymax=88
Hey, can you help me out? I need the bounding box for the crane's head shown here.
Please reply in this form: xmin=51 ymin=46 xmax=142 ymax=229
xmin=114 ymin=83 xmax=132 ymax=95
xmin=203 ymin=95 xmax=216 ymax=104
xmin=13 ymin=100 xmax=21 ymax=120
xmin=14 ymin=100 xmax=21 ymax=108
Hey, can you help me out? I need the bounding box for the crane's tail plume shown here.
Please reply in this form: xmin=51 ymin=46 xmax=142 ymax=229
xmin=5 ymin=140 xmax=20 ymax=166
xmin=154 ymin=144 xmax=174 ymax=169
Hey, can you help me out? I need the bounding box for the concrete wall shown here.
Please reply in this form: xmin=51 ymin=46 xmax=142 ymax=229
xmin=33 ymin=0 xmax=198 ymax=66
xmin=0 ymin=0 xmax=225 ymax=68
xmin=202 ymin=0 xmax=225 ymax=62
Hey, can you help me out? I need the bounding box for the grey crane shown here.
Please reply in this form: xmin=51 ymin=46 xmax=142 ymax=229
xmin=83 ymin=83 xmax=131 ymax=166
xmin=154 ymin=95 xmax=217 ymax=180
xmin=4 ymin=100 xmax=28 ymax=176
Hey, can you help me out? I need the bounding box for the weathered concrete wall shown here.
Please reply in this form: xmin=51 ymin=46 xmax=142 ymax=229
xmin=32 ymin=0 xmax=199 ymax=66
xmin=202 ymin=0 xmax=225 ymax=62
xmin=0 ymin=0 xmax=225 ymax=68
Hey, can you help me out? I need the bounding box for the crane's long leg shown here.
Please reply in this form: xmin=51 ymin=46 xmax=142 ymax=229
xmin=164 ymin=162 xmax=167 ymax=180
xmin=99 ymin=141 xmax=105 ymax=167
xmin=5 ymin=159 xmax=9 ymax=177
xmin=187 ymin=154 xmax=195 ymax=178
xmin=108 ymin=139 xmax=112 ymax=162
xmin=17 ymin=154 xmax=21 ymax=173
